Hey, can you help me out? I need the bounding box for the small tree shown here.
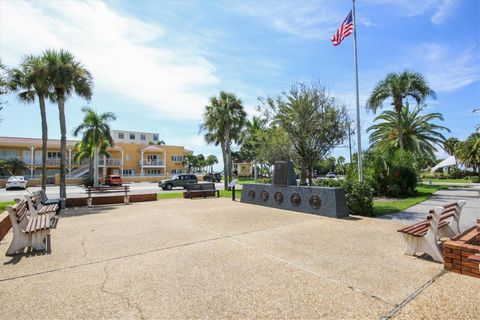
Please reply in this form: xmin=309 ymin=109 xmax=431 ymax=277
xmin=261 ymin=83 xmax=349 ymax=185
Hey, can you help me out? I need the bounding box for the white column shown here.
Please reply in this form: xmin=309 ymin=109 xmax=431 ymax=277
xmin=103 ymin=155 xmax=107 ymax=177
xmin=163 ymin=151 xmax=167 ymax=175
xmin=140 ymin=150 xmax=144 ymax=176
xmin=30 ymin=146 xmax=35 ymax=177
xmin=120 ymin=148 xmax=124 ymax=175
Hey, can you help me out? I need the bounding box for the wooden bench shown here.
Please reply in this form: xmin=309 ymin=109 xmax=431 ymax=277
xmin=24 ymin=193 xmax=58 ymax=219
xmin=5 ymin=200 xmax=50 ymax=255
xmin=86 ymin=185 xmax=130 ymax=207
xmin=398 ymin=200 xmax=466 ymax=262
xmin=185 ymin=183 xmax=220 ymax=199
xmin=35 ymin=189 xmax=62 ymax=206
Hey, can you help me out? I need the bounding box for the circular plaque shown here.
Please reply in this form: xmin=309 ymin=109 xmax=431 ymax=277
xmin=309 ymin=195 xmax=321 ymax=209
xmin=274 ymin=192 xmax=284 ymax=204
xmin=290 ymin=193 xmax=301 ymax=206
xmin=260 ymin=191 xmax=269 ymax=202
xmin=248 ymin=190 xmax=256 ymax=200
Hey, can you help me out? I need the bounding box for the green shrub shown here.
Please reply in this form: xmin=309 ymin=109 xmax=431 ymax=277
xmin=313 ymin=179 xmax=373 ymax=216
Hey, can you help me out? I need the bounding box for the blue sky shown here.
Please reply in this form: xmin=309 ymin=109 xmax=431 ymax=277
xmin=1 ymin=0 xmax=479 ymax=168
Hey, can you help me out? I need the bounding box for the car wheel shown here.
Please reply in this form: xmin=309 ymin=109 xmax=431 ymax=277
xmin=166 ymin=183 xmax=173 ymax=190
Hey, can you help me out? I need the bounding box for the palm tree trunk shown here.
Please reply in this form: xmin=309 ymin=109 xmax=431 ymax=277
xmin=300 ymin=162 xmax=307 ymax=185
xmin=88 ymin=157 xmax=94 ymax=180
xmin=93 ymin=144 xmax=99 ymax=187
xmin=221 ymin=141 xmax=228 ymax=190
xmin=38 ymin=94 xmax=48 ymax=191
xmin=308 ymin=165 xmax=313 ymax=186
xmin=395 ymin=100 xmax=404 ymax=149
xmin=57 ymin=94 xmax=67 ymax=199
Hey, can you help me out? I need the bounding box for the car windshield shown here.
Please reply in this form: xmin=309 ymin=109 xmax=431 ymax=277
xmin=8 ymin=176 xmax=24 ymax=181
xmin=172 ymin=175 xmax=179 ymax=180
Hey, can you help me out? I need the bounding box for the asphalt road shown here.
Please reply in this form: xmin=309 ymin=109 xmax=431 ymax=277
xmin=0 ymin=181 xmax=236 ymax=202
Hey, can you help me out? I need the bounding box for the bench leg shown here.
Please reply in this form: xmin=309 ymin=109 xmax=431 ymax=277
xmin=400 ymin=233 xmax=416 ymax=256
xmin=6 ymin=232 xmax=31 ymax=256
xmin=418 ymin=232 xmax=444 ymax=263
xmin=31 ymin=230 xmax=48 ymax=251
xmin=438 ymin=224 xmax=456 ymax=239
xmin=87 ymin=197 xmax=93 ymax=208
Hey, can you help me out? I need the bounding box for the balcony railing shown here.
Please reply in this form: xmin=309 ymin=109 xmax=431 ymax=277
xmin=98 ymin=158 xmax=122 ymax=167
xmin=140 ymin=159 xmax=165 ymax=166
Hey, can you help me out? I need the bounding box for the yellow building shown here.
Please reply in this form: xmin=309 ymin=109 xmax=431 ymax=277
xmin=0 ymin=131 xmax=191 ymax=184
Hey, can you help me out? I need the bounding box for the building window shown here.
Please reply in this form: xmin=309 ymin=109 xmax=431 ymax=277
xmin=129 ymin=133 xmax=136 ymax=140
xmin=171 ymin=155 xmax=183 ymax=162
xmin=122 ymin=169 xmax=135 ymax=176
xmin=118 ymin=132 xmax=124 ymax=139
xmin=140 ymin=134 xmax=146 ymax=141
xmin=47 ymin=151 xmax=61 ymax=159
xmin=126 ymin=154 xmax=131 ymax=161
xmin=171 ymin=169 xmax=182 ymax=175
xmin=145 ymin=169 xmax=163 ymax=176
xmin=153 ymin=134 xmax=159 ymax=142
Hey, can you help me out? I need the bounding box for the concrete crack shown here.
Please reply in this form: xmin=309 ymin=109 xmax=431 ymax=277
xmin=80 ymin=235 xmax=87 ymax=258
xmin=101 ymin=261 xmax=146 ymax=320
xmin=380 ymin=269 xmax=447 ymax=320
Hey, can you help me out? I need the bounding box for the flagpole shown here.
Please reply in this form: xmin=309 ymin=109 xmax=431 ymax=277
xmin=352 ymin=0 xmax=363 ymax=181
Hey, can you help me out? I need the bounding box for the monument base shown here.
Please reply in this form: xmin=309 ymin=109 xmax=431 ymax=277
xmin=240 ymin=184 xmax=348 ymax=218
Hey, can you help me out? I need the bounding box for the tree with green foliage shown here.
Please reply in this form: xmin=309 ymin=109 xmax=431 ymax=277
xmin=2 ymin=158 xmax=27 ymax=175
xmin=456 ymin=133 xmax=480 ymax=173
xmin=43 ymin=49 xmax=93 ymax=198
xmin=73 ymin=139 xmax=111 ymax=185
xmin=201 ymin=91 xmax=246 ymax=189
xmin=256 ymin=126 xmax=295 ymax=174
xmin=367 ymin=103 xmax=448 ymax=159
xmin=205 ymin=155 xmax=218 ymax=173
xmin=366 ymin=70 xmax=435 ymax=150
xmin=73 ymin=107 xmax=116 ymax=187
xmin=443 ymin=137 xmax=460 ymax=170
xmin=0 ymin=60 xmax=9 ymax=112
xmin=9 ymin=55 xmax=54 ymax=190
xmin=261 ymin=82 xmax=349 ymax=185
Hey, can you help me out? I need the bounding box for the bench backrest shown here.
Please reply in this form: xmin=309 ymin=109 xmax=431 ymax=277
xmin=35 ymin=190 xmax=49 ymax=203
xmin=7 ymin=200 xmax=28 ymax=224
xmin=200 ymin=183 xmax=216 ymax=190
xmin=186 ymin=183 xmax=202 ymax=191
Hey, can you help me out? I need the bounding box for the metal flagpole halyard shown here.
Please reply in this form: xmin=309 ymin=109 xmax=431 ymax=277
xmin=352 ymin=0 xmax=363 ymax=181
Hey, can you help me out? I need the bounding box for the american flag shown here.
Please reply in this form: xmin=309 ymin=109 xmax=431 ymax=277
xmin=330 ymin=10 xmax=354 ymax=46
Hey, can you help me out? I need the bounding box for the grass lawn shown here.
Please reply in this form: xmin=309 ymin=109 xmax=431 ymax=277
xmin=157 ymin=189 xmax=243 ymax=200
xmin=373 ymin=185 xmax=449 ymax=216
xmin=0 ymin=201 xmax=15 ymax=213
xmin=421 ymin=178 xmax=473 ymax=184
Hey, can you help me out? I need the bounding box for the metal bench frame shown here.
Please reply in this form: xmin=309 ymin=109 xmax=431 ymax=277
xmin=185 ymin=183 xmax=220 ymax=199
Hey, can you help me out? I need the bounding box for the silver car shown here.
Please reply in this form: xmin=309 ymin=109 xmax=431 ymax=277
xmin=5 ymin=176 xmax=28 ymax=190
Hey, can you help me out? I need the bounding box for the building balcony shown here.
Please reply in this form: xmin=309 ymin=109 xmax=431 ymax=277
xmin=140 ymin=159 xmax=165 ymax=167
xmin=99 ymin=158 xmax=122 ymax=167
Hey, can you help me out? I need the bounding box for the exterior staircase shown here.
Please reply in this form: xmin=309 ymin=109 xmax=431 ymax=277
xmin=67 ymin=163 xmax=90 ymax=178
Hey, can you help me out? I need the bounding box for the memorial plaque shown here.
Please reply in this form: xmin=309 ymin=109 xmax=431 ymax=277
xmin=273 ymin=161 xmax=288 ymax=186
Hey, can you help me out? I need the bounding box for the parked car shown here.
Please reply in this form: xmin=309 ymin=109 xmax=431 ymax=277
xmin=203 ymin=172 xmax=222 ymax=182
xmin=159 ymin=174 xmax=198 ymax=190
xmin=5 ymin=176 xmax=28 ymax=190
xmin=326 ymin=172 xmax=336 ymax=179
xmin=106 ymin=174 xmax=122 ymax=186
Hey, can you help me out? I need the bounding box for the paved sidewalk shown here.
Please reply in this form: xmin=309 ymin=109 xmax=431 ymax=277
xmin=379 ymin=188 xmax=480 ymax=231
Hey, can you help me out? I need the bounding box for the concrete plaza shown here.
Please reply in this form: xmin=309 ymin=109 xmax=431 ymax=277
xmin=0 ymin=198 xmax=478 ymax=319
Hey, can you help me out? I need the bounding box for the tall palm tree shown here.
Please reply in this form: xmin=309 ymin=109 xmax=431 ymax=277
xmin=367 ymin=103 xmax=449 ymax=159
xmin=366 ymin=70 xmax=435 ymax=149
xmin=43 ymin=49 xmax=93 ymax=197
xmin=206 ymin=155 xmax=218 ymax=173
xmin=73 ymin=107 xmax=116 ymax=187
xmin=201 ymin=91 xmax=246 ymax=189
xmin=9 ymin=55 xmax=54 ymax=190
xmin=240 ymin=116 xmax=266 ymax=179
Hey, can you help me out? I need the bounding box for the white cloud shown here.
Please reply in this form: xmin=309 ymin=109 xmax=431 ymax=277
xmin=0 ymin=0 xmax=219 ymax=120
xmin=431 ymin=0 xmax=459 ymax=24
xmin=230 ymin=1 xmax=344 ymax=39
xmin=410 ymin=43 xmax=479 ymax=92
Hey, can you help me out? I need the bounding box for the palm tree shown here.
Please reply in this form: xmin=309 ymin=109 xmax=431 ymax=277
xmin=366 ymin=70 xmax=435 ymax=149
xmin=74 ymin=139 xmax=111 ymax=182
xmin=9 ymin=55 xmax=54 ymax=190
xmin=201 ymin=91 xmax=246 ymax=189
xmin=367 ymin=103 xmax=449 ymax=159
xmin=456 ymin=133 xmax=480 ymax=173
xmin=2 ymin=158 xmax=27 ymax=175
xmin=73 ymin=107 xmax=116 ymax=187
xmin=43 ymin=49 xmax=93 ymax=197
xmin=241 ymin=116 xmax=266 ymax=179
xmin=443 ymin=137 xmax=460 ymax=170
xmin=205 ymin=155 xmax=218 ymax=173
